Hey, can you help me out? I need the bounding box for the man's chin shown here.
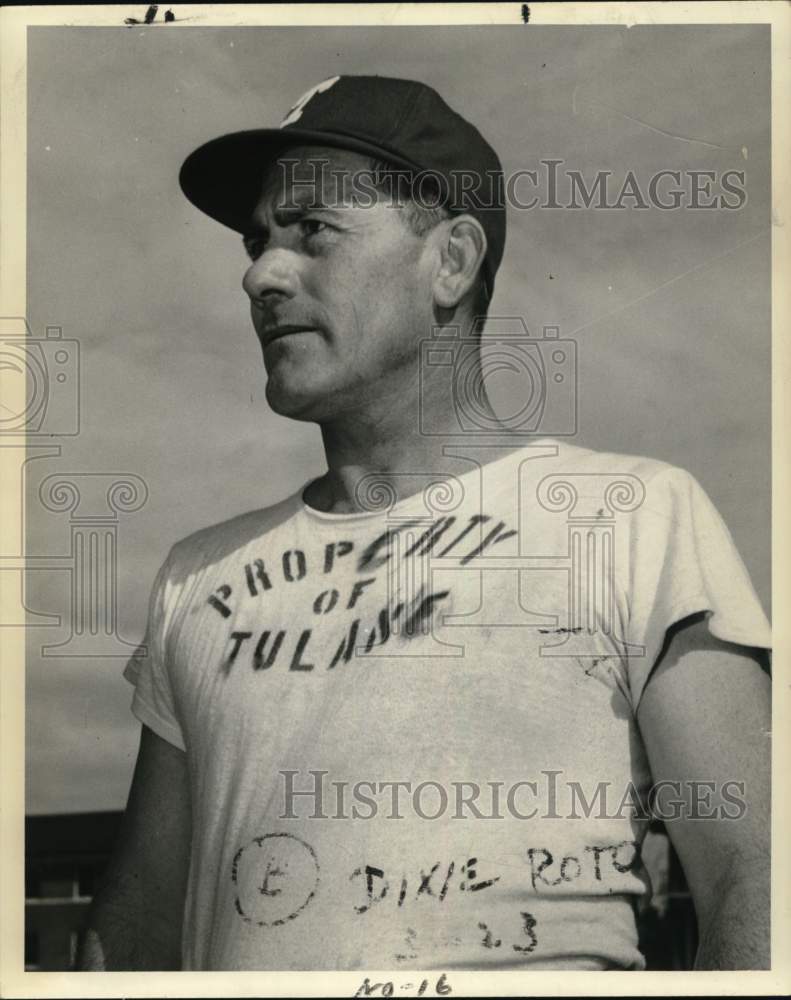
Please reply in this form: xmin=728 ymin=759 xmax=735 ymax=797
xmin=264 ymin=379 xmax=331 ymax=422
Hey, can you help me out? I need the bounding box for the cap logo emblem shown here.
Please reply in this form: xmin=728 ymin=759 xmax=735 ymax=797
xmin=280 ymin=76 xmax=341 ymax=127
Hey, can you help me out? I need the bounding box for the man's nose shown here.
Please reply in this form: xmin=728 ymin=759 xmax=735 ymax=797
xmin=242 ymin=248 xmax=300 ymax=303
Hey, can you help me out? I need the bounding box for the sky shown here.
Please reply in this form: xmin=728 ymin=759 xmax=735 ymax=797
xmin=24 ymin=23 xmax=770 ymax=814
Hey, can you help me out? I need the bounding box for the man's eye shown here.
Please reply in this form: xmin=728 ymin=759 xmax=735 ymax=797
xmin=300 ymin=218 xmax=329 ymax=238
xmin=243 ymin=219 xmax=329 ymax=259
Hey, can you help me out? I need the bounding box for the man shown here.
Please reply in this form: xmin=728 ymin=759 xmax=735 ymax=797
xmin=78 ymin=76 xmax=771 ymax=972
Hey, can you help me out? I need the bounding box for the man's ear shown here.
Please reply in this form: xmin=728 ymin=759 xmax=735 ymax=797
xmin=432 ymin=215 xmax=487 ymax=310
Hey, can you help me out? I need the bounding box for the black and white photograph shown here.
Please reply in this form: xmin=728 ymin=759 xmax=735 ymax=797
xmin=2 ymin=2 xmax=789 ymax=995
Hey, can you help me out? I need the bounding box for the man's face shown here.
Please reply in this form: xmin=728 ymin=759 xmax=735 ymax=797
xmin=242 ymin=145 xmax=436 ymax=422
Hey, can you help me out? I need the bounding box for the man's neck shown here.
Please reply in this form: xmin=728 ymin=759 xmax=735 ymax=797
xmin=305 ymin=379 xmax=525 ymax=515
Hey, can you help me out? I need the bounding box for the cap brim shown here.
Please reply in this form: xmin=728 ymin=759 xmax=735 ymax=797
xmin=178 ymin=128 xmax=423 ymax=235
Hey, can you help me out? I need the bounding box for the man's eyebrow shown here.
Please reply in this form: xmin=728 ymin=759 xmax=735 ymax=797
xmin=243 ymin=197 xmax=346 ymax=240
xmin=269 ymin=203 xmax=346 ymax=228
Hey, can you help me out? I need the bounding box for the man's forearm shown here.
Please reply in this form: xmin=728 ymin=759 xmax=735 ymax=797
xmin=694 ymin=866 xmax=770 ymax=970
xmin=76 ymin=872 xmax=182 ymax=970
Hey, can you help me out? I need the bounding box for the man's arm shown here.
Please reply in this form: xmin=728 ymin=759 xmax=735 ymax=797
xmin=76 ymin=724 xmax=192 ymax=970
xmin=636 ymin=612 xmax=771 ymax=970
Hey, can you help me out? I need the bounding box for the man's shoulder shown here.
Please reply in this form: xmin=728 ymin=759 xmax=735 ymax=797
xmin=518 ymin=438 xmax=705 ymax=523
xmin=164 ymin=487 xmax=303 ymax=576
xmin=526 ymin=437 xmax=691 ymax=484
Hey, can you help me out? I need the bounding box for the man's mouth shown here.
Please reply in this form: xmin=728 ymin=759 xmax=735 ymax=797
xmin=262 ymin=325 xmax=318 ymax=346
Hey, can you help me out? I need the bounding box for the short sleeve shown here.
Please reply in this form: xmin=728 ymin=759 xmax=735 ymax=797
xmin=123 ymin=549 xmax=187 ymax=751
xmin=622 ymin=466 xmax=771 ymax=708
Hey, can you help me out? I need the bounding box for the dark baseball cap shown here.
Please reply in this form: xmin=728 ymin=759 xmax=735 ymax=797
xmin=179 ymin=75 xmax=506 ymax=297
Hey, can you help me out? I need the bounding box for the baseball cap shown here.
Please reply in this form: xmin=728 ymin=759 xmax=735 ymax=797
xmin=179 ymin=75 xmax=506 ymax=297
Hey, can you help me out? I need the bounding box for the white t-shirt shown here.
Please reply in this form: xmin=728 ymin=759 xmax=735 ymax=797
xmin=124 ymin=439 xmax=771 ymax=970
